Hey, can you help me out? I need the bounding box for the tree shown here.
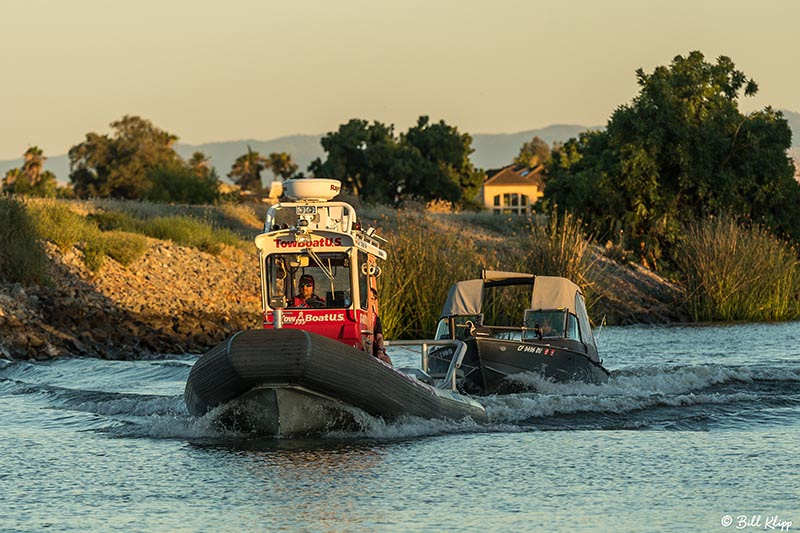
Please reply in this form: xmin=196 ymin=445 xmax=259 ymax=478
xmin=69 ymin=116 xmax=181 ymax=199
xmin=309 ymin=116 xmax=483 ymax=207
xmin=514 ymin=136 xmax=551 ymax=167
xmin=145 ymin=160 xmax=219 ymax=204
xmin=2 ymin=146 xmax=59 ymax=197
xmin=188 ymin=151 xmax=212 ymax=179
xmin=228 ymin=146 xmax=268 ymax=192
xmin=545 ymin=51 xmax=800 ymax=267
xmin=267 ymin=152 xmax=299 ymax=182
xmin=402 ymin=116 xmax=484 ymax=206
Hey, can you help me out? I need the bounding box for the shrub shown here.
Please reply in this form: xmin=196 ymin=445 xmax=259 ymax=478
xmin=0 ymin=196 xmax=49 ymax=285
xmin=141 ymin=215 xmax=242 ymax=255
xmin=677 ymin=213 xmax=800 ymax=321
xmin=81 ymin=231 xmax=149 ymax=271
xmin=101 ymin=231 xmax=148 ymax=266
xmin=87 ymin=210 xmax=142 ymax=233
xmin=26 ymin=199 xmax=100 ymax=252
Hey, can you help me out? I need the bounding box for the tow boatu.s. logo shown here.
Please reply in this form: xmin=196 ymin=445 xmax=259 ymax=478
xmin=282 ymin=311 xmax=346 ymax=325
xmin=273 ymin=237 xmax=343 ymax=248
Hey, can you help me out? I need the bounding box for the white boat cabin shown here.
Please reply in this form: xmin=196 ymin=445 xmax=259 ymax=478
xmin=254 ymin=178 xmax=387 ymax=354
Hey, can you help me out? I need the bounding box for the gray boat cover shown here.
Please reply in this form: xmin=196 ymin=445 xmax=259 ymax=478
xmin=440 ymin=271 xmax=583 ymax=317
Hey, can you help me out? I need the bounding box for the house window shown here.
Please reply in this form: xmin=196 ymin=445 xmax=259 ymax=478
xmin=492 ymin=193 xmax=531 ymax=215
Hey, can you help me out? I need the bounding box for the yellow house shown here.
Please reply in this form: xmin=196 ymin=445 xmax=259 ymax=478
xmin=482 ymin=164 xmax=545 ymax=214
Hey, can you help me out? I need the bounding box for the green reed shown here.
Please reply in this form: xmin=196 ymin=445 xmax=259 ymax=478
xmin=376 ymin=211 xmax=503 ymax=339
xmin=677 ymin=214 xmax=800 ymax=321
xmin=522 ymin=210 xmax=597 ymax=293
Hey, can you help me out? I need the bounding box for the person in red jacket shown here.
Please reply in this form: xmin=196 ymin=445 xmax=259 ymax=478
xmin=291 ymin=274 xmax=326 ymax=308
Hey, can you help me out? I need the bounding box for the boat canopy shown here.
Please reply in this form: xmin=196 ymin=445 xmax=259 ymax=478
xmin=440 ymin=271 xmax=584 ymax=318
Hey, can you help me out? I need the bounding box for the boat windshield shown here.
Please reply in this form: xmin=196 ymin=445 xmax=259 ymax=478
xmin=524 ymin=310 xmax=580 ymax=340
xmin=266 ymin=252 xmax=353 ymax=309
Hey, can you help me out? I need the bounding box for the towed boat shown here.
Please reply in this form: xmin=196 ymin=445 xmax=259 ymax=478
xmin=427 ymin=270 xmax=610 ymax=394
xmin=184 ymin=178 xmax=486 ymax=435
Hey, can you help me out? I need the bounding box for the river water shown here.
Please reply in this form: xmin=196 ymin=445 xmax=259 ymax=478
xmin=2 ymin=322 xmax=799 ymax=532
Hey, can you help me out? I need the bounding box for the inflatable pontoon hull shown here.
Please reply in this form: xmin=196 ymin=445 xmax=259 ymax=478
xmin=184 ymin=329 xmax=486 ymax=435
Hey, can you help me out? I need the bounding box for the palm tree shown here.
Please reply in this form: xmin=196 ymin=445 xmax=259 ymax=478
xmin=22 ymin=146 xmax=46 ymax=185
xmin=188 ymin=151 xmax=211 ymax=179
xmin=228 ymin=146 xmax=268 ymax=192
xmin=267 ymin=152 xmax=299 ymax=182
xmin=2 ymin=168 xmax=22 ymax=192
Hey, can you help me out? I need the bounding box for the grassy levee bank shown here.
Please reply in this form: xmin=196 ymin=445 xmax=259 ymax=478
xmin=4 ymin=195 xmax=797 ymax=359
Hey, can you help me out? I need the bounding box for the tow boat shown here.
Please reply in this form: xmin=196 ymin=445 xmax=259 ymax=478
xmin=184 ymin=178 xmax=486 ymax=435
xmin=426 ymin=270 xmax=610 ymax=394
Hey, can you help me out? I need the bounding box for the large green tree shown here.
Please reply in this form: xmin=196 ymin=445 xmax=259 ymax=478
xmin=309 ymin=116 xmax=482 ymax=206
xmin=69 ymin=115 xmax=181 ymax=199
xmin=545 ymin=51 xmax=800 ymax=267
xmin=402 ymin=116 xmax=484 ymax=207
xmin=145 ymin=154 xmax=219 ymax=205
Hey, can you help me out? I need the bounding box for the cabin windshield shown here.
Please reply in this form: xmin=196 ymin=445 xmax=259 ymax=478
xmin=266 ymin=252 xmax=353 ymax=309
xmin=524 ymin=310 xmax=580 ymax=340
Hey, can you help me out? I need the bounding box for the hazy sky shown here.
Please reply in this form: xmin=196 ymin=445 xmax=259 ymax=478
xmin=2 ymin=0 xmax=798 ymax=159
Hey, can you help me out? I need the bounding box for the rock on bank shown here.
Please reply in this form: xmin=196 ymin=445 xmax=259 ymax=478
xmin=0 ymin=240 xmax=261 ymax=361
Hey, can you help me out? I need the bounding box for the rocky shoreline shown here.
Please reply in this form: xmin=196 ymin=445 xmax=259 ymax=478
xmin=0 ymin=240 xmax=262 ymax=361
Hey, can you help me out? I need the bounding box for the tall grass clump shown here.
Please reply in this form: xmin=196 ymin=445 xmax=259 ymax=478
xmin=0 ymin=196 xmax=49 ymax=285
xmin=378 ymin=212 xmax=492 ymax=338
xmin=522 ymin=211 xmax=595 ymax=287
xmin=677 ymin=214 xmax=800 ymax=321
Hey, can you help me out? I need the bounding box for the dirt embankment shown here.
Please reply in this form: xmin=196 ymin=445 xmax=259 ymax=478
xmin=0 ymin=238 xmax=685 ymax=362
xmin=588 ymin=251 xmax=687 ymax=325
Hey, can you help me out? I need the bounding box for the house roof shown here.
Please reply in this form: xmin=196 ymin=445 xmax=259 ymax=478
xmin=484 ymin=164 xmax=545 ymax=187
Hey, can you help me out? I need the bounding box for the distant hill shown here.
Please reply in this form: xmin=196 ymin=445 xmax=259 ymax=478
xmin=784 ymin=110 xmax=800 ymax=146
xmin=173 ymin=135 xmax=325 ymax=184
xmin=1 ymin=114 xmax=796 ymax=185
xmin=470 ymin=124 xmax=595 ymax=170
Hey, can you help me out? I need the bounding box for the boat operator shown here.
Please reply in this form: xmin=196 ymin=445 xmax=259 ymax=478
xmin=371 ymin=287 xmax=393 ymax=366
xmin=291 ymin=274 xmax=326 ymax=308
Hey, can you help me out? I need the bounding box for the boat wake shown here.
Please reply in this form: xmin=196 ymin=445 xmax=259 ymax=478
xmin=2 ymin=358 xmax=798 ymax=440
xmin=485 ymin=363 xmax=800 ymax=430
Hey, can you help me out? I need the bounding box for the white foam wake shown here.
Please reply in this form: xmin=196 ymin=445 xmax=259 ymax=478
xmin=484 ymin=364 xmax=777 ymax=423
